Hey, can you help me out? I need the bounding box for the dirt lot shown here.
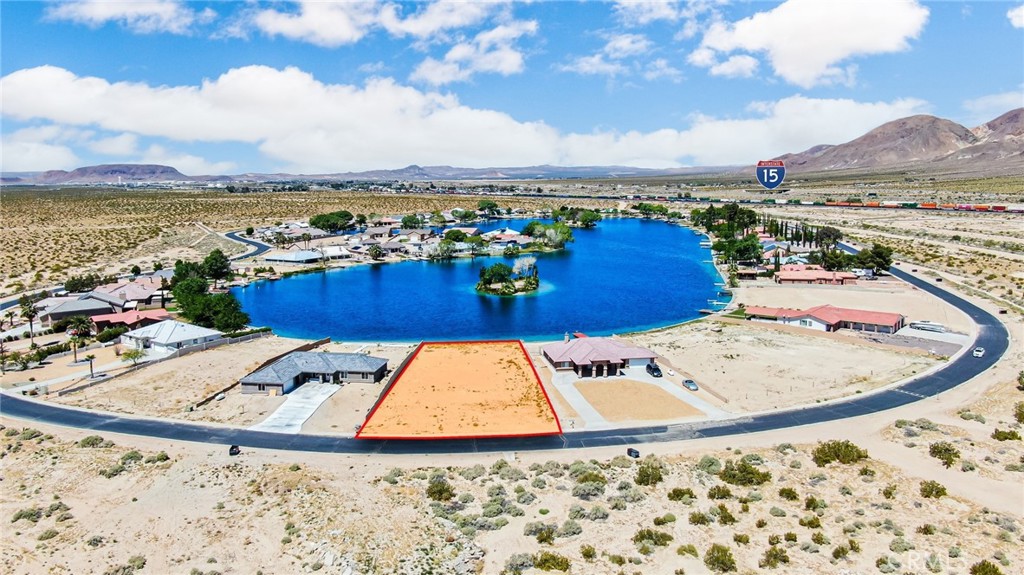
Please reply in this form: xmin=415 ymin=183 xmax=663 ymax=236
xmin=50 ymin=336 xmax=309 ymax=426
xmin=357 ymin=341 xmax=561 ymax=439
xmin=574 ymin=379 xmax=703 ymax=422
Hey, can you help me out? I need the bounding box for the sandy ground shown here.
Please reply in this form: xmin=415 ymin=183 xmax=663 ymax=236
xmin=49 ymin=336 xmax=308 ymax=426
xmin=357 ymin=342 xmax=561 ymax=439
xmin=632 ymin=320 xmax=940 ymax=413
xmin=735 ymin=279 xmax=976 ymax=334
xmin=1 ymin=344 xmax=130 ymax=392
xmin=573 ymin=379 xmax=703 ymax=421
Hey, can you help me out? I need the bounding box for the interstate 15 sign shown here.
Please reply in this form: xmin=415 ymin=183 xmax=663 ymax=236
xmin=756 ymin=160 xmax=786 ymax=190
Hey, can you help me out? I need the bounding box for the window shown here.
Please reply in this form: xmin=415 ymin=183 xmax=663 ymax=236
xmin=799 ymin=319 xmax=811 ymax=327
xmin=257 ymin=384 xmax=266 ymax=392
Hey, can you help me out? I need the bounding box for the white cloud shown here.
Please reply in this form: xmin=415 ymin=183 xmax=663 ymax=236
xmin=139 ymin=144 xmax=236 ymax=175
xmin=1009 ymin=5 xmax=1024 ymax=28
xmin=358 ymin=61 xmax=388 ymax=75
xmin=560 ymin=33 xmax=652 ymax=77
xmin=643 ymin=59 xmax=683 ymax=82
xmin=709 ymin=54 xmax=758 ymax=78
xmin=410 ymin=20 xmax=537 ymax=85
xmin=694 ymin=0 xmax=929 ymax=88
xmin=558 ymin=54 xmax=628 ymax=77
xmin=45 ymin=0 xmax=214 ymax=34
xmin=603 ymin=34 xmax=652 ymax=59
xmin=0 ymin=65 xmax=930 ymax=171
xmin=613 ymin=0 xmax=681 ymax=25
xmin=1 ymin=126 xmax=83 ymax=171
xmin=253 ymin=1 xmax=380 ymax=47
xmin=88 ymin=133 xmax=139 ymax=156
xmin=962 ymin=89 xmax=1024 ymax=125
xmin=379 ymin=1 xmax=495 ymax=38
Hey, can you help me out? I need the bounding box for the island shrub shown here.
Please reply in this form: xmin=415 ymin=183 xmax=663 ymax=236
xmin=703 ymin=543 xmax=737 ymax=572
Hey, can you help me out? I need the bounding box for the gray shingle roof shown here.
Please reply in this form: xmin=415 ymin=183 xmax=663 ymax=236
xmin=241 ymin=352 xmax=388 ymax=385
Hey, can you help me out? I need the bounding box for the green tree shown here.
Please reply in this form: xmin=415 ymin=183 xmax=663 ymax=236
xmin=477 ymin=199 xmax=500 ymax=215
xmin=815 ymin=226 xmax=843 ymax=252
xmin=203 ymin=250 xmax=232 ymax=284
xmin=401 ymin=214 xmax=422 ymax=229
xmin=479 ymin=263 xmax=514 ymax=285
xmin=355 ymin=213 xmax=367 ymax=227
xmin=465 ymin=235 xmax=485 ymax=255
xmin=85 ymin=354 xmax=97 ymax=378
xmin=67 ymin=335 xmax=83 ymax=364
xmin=18 ymin=296 xmax=38 ymax=347
xmin=130 ymin=264 xmax=141 ymax=277
xmin=578 ymin=210 xmax=602 ymax=228
xmin=855 ymin=243 xmax=894 ymax=273
xmin=367 ymin=245 xmax=385 ymax=260
xmin=444 ymin=229 xmax=468 ymax=242
xmin=121 ymin=348 xmax=145 ymax=366
xmin=152 ymin=261 xmax=163 ymax=271
xmin=429 ymin=211 xmax=447 ymax=230
xmin=245 ymin=226 xmax=254 ymax=236
xmin=205 ymin=294 xmax=250 ymax=332
xmin=454 ymin=208 xmax=476 ymax=222
xmin=171 ymin=277 xmax=209 ymax=319
xmin=67 ymin=315 xmax=92 ymax=338
xmin=431 ymin=239 xmax=456 ymax=261
xmin=704 ymin=543 xmax=737 ymax=572
xmin=172 ymin=260 xmax=204 ymax=285
xmin=309 ymin=210 xmax=353 ymax=232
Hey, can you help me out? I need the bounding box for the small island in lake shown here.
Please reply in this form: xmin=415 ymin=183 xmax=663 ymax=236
xmin=476 ymin=258 xmax=540 ymax=296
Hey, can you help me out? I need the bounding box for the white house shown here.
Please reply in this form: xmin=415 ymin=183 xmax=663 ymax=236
xmin=120 ymin=320 xmax=223 ymax=353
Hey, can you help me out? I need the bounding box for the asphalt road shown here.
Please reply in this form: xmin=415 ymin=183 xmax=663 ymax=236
xmin=0 ymin=245 xmax=1010 ymax=454
xmin=224 ymin=230 xmax=271 ymax=260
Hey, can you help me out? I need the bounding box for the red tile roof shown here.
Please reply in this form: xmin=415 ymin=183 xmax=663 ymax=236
xmin=90 ymin=309 xmax=170 ymax=325
xmin=744 ymin=304 xmax=903 ymax=327
xmin=542 ymin=337 xmax=655 ymax=366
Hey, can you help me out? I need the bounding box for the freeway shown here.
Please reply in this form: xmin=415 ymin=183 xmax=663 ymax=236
xmin=224 ymin=230 xmax=272 ymax=260
xmin=0 ymin=247 xmax=1010 ymax=454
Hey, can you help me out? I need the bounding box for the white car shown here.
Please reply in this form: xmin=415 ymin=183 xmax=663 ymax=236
xmin=972 ymin=347 xmax=985 ymax=358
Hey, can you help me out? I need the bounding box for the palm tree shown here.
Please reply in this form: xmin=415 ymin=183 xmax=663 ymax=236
xmin=85 ymin=354 xmax=96 ymax=378
xmin=19 ymin=301 xmax=38 ymax=347
xmin=4 ymin=310 xmax=14 ymax=330
xmin=67 ymin=315 xmax=92 ymax=338
xmin=68 ymin=335 xmax=83 ymax=363
xmin=301 ymin=232 xmax=312 ymax=250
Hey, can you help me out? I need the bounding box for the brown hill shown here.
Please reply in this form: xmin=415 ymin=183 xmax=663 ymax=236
xmin=777 ymin=109 xmax=1024 ymax=176
xmin=34 ymin=164 xmax=192 ymax=184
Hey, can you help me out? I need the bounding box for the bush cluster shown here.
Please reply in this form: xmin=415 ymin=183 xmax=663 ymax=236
xmin=812 ymin=440 xmax=868 ymax=467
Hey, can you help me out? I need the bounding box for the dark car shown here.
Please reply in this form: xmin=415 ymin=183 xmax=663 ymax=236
xmin=646 ymin=363 xmax=663 ymax=377
xmin=627 ymin=448 xmax=640 ymax=459
xmin=228 ymin=445 xmax=241 ymax=456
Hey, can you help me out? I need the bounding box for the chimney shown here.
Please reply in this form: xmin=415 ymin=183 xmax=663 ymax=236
xmin=119 ymin=291 xmax=127 ymax=301
xmin=564 ymin=332 xmax=570 ymax=343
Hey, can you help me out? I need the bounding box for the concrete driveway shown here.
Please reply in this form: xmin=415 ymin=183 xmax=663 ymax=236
xmin=249 ymin=382 xmax=339 ymax=434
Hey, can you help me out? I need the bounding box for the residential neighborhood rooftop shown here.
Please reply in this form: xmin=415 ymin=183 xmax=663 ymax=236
xmin=241 ymin=352 xmax=388 ymax=385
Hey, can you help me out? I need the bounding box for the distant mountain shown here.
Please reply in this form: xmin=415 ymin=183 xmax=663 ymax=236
xmin=3 ymin=163 xmax=733 ymax=185
xmin=25 ymin=164 xmax=232 ymax=185
xmin=775 ymin=108 xmax=1023 ymax=175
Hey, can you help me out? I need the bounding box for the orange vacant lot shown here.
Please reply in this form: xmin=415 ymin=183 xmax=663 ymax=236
xmin=356 ymin=341 xmax=561 ymax=440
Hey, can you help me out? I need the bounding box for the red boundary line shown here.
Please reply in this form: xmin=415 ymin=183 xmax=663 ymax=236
xmin=356 ymin=340 xmax=562 ymax=440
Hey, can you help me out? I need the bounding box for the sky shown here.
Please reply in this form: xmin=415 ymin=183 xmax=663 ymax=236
xmin=1 ymin=0 xmax=1022 ymax=175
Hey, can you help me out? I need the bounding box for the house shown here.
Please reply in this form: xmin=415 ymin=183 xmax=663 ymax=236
xmin=93 ymin=277 xmax=165 ymax=307
xmin=380 ymin=240 xmax=408 ymax=254
xmin=775 ymin=269 xmax=857 ymax=285
xmin=446 ymin=227 xmax=480 ymax=237
xmin=92 ymin=309 xmax=171 ymax=332
xmin=743 ymin=304 xmax=905 ymax=333
xmin=397 ymin=229 xmax=434 ymax=243
xmin=240 ymin=352 xmax=388 ymax=395
xmin=38 ymin=297 xmax=117 ymax=327
xmin=264 ymin=250 xmax=323 ymax=264
xmin=363 ymin=226 xmax=396 ymax=240
xmin=120 ymin=320 xmax=223 ymax=353
xmin=542 ymin=337 xmax=657 ymax=378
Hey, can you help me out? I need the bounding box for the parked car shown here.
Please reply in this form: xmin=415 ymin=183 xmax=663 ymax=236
xmin=626 ymin=448 xmax=640 ymax=459
xmin=646 ymin=363 xmax=663 ymax=377
xmin=228 ymin=445 xmax=241 ymax=456
xmin=972 ymin=347 xmax=985 ymax=358
xmin=683 ymin=379 xmax=699 ymax=391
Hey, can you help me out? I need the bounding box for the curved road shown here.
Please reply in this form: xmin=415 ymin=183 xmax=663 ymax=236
xmin=224 ymin=230 xmax=272 ymax=260
xmin=0 ymin=248 xmax=1010 ymax=454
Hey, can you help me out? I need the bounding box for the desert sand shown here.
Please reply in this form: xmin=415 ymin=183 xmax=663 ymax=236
xmin=357 ymin=341 xmax=561 ymax=439
xmin=573 ymin=379 xmax=703 ymax=421
xmin=632 ymin=320 xmax=940 ymax=413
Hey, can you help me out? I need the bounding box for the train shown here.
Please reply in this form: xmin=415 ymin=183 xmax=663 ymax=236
xmin=624 ymin=195 xmax=1023 ymax=213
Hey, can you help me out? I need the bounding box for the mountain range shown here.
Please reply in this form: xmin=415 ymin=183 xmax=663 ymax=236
xmin=3 ymin=108 xmax=1020 ymax=185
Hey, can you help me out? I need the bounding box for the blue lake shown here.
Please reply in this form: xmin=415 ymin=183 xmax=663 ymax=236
xmin=232 ymin=218 xmax=725 ymax=342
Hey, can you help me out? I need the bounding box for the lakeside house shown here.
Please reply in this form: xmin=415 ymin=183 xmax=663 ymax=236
xmin=92 ymin=309 xmax=170 ymax=332
xmin=120 ymin=320 xmax=223 ymax=353
xmin=264 ymin=250 xmax=323 ymax=264
xmin=542 ymin=337 xmax=658 ymax=378
xmin=775 ymin=269 xmax=858 ymax=285
xmin=37 ymin=297 xmax=119 ymax=327
xmin=240 ymin=351 xmax=388 ymax=395
xmin=743 ymin=304 xmax=906 ymax=334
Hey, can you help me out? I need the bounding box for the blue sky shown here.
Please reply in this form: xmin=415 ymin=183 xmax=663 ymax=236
xmin=2 ymin=0 xmax=1022 ymax=174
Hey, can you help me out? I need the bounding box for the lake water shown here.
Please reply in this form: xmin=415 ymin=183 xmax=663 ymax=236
xmin=232 ymin=218 xmax=724 ymax=342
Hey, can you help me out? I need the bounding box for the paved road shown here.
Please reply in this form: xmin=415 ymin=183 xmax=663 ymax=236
xmin=224 ymin=230 xmax=271 ymax=261
xmin=0 ymin=246 xmax=1010 ymax=454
